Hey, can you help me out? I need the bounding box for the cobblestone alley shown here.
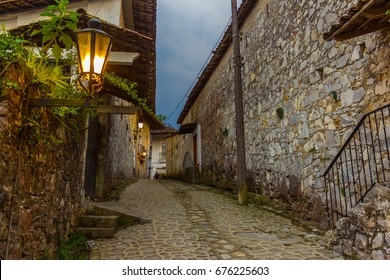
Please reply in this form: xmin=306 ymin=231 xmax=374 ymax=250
xmin=89 ymin=179 xmax=342 ymax=260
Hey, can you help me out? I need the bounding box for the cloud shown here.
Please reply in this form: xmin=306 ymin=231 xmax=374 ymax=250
xmin=156 ymin=0 xmax=242 ymax=126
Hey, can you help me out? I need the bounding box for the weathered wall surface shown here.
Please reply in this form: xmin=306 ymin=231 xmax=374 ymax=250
xmin=182 ymin=0 xmax=390 ymax=226
xmin=0 ymin=67 xmax=86 ymax=259
xmin=166 ymin=134 xmax=183 ymax=180
xmin=103 ymin=96 xmax=136 ymax=192
xmin=326 ymin=184 xmax=390 ymax=260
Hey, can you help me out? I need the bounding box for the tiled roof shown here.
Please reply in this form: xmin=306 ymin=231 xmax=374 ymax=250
xmin=324 ymin=0 xmax=390 ymax=41
xmin=0 ymin=0 xmax=53 ymax=14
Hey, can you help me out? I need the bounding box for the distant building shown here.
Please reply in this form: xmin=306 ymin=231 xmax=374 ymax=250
xmin=150 ymin=126 xmax=177 ymax=179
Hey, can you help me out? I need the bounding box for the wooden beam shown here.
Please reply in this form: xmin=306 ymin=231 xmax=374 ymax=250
xmin=29 ymin=98 xmax=139 ymax=115
xmin=29 ymin=98 xmax=98 ymax=107
xmin=363 ymin=4 xmax=390 ymax=19
xmin=328 ymin=0 xmax=377 ymax=40
xmin=334 ymin=22 xmax=390 ymax=41
xmin=96 ymin=105 xmax=139 ymax=115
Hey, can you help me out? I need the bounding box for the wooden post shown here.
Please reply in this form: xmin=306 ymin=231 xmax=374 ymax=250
xmin=231 ymin=0 xmax=248 ymax=205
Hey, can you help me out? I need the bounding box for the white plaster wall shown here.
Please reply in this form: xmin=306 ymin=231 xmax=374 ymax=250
xmin=1 ymin=0 xmax=121 ymax=29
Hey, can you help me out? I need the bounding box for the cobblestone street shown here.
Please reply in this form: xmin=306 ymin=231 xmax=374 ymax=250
xmin=89 ymin=179 xmax=342 ymax=260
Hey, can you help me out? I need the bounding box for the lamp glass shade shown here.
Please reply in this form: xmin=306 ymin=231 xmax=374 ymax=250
xmin=94 ymin=32 xmax=112 ymax=75
xmin=76 ymin=30 xmax=112 ymax=76
xmin=138 ymin=120 xmax=144 ymax=129
xmin=75 ymin=31 xmax=92 ymax=74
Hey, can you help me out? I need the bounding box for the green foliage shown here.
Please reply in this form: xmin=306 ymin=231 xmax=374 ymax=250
xmin=222 ymin=127 xmax=229 ymax=137
xmin=331 ymin=91 xmax=338 ymax=101
xmin=30 ymin=0 xmax=78 ymax=61
xmin=157 ymin=114 xmax=167 ymax=123
xmin=57 ymin=232 xmax=89 ymax=260
xmin=309 ymin=146 xmax=317 ymax=154
xmin=340 ymin=187 xmax=346 ymax=198
xmin=275 ymin=107 xmax=284 ymax=119
xmin=4 ymin=79 xmax=21 ymax=90
xmin=0 ymin=0 xmax=85 ymax=154
xmin=0 ymin=26 xmax=29 ymax=75
xmin=24 ymin=48 xmax=69 ymax=90
xmin=104 ymin=72 xmax=164 ymax=124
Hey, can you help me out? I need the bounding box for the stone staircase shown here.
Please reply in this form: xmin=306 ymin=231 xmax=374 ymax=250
xmin=78 ymin=215 xmax=118 ymax=238
xmin=77 ymin=202 xmax=141 ymax=239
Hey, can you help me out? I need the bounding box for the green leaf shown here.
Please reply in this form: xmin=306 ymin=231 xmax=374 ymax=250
xmin=68 ymin=11 xmax=79 ymax=22
xmin=59 ymin=33 xmax=74 ymax=50
xmin=46 ymin=5 xmax=59 ymax=11
xmin=30 ymin=29 xmax=42 ymax=36
xmin=42 ymin=33 xmax=53 ymax=44
xmin=40 ymin=11 xmax=56 ymax=17
xmin=52 ymin=44 xmax=62 ymax=61
xmin=65 ymin=21 xmax=78 ymax=31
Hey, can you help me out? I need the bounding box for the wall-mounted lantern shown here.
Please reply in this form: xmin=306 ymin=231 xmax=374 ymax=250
xmin=138 ymin=119 xmax=144 ymax=130
xmin=75 ymin=18 xmax=113 ymax=94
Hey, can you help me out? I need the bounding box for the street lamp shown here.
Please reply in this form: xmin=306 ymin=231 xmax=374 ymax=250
xmin=138 ymin=119 xmax=144 ymax=130
xmin=75 ymin=18 xmax=113 ymax=94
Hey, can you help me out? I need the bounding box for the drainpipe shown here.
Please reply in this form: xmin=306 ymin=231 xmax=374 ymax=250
xmin=231 ymin=0 xmax=248 ymax=205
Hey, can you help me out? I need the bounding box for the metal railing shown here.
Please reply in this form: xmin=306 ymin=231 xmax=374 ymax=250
xmin=324 ymin=103 xmax=390 ymax=228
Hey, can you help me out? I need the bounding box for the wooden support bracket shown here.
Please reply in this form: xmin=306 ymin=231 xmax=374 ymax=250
xmin=28 ymin=98 xmax=139 ymax=115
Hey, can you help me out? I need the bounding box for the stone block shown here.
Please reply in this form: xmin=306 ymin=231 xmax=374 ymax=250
xmin=342 ymin=239 xmax=353 ymax=256
xmin=386 ymin=232 xmax=390 ymax=247
xmin=18 ymin=209 xmax=32 ymax=235
xmin=288 ymin=175 xmax=302 ymax=198
xmin=355 ymin=233 xmax=368 ymax=250
xmin=372 ymin=233 xmax=385 ymax=250
xmin=370 ymin=250 xmax=385 ymax=260
xmin=336 ymin=54 xmax=349 ymax=69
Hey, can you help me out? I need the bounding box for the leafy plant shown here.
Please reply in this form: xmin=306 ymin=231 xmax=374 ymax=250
xmin=104 ymin=72 xmax=164 ymax=124
xmin=222 ymin=127 xmax=229 ymax=137
xmin=0 ymin=26 xmax=29 ymax=75
xmin=0 ymin=0 xmax=85 ymax=154
xmin=157 ymin=114 xmax=167 ymax=123
xmin=30 ymin=0 xmax=78 ymax=61
xmin=275 ymin=107 xmax=284 ymax=119
xmin=331 ymin=91 xmax=338 ymax=101
xmin=309 ymin=146 xmax=317 ymax=154
xmin=57 ymin=232 xmax=89 ymax=260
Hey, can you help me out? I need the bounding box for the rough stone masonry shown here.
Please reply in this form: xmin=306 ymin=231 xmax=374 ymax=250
xmin=180 ymin=0 xmax=390 ymax=246
xmin=0 ymin=67 xmax=86 ymax=259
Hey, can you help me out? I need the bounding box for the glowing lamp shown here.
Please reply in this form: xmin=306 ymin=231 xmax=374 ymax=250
xmin=75 ymin=18 xmax=112 ymax=94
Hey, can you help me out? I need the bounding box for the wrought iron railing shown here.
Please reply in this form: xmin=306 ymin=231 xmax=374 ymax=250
xmin=323 ymin=103 xmax=390 ymax=228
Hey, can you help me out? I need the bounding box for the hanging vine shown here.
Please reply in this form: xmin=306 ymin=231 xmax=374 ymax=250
xmin=104 ymin=72 xmax=166 ymax=124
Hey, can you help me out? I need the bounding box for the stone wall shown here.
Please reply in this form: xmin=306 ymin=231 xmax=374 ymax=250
xmin=326 ymin=184 xmax=390 ymax=260
xmin=0 ymin=67 xmax=86 ymax=259
xmin=181 ymin=0 xmax=390 ymax=226
xmin=101 ymin=96 xmax=136 ymax=193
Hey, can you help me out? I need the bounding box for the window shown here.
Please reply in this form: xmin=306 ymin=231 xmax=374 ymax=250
xmin=160 ymin=143 xmax=166 ymax=162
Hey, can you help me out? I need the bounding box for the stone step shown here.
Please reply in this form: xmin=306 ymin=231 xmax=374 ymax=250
xmin=78 ymin=215 xmax=118 ymax=228
xmin=78 ymin=227 xmax=115 ymax=239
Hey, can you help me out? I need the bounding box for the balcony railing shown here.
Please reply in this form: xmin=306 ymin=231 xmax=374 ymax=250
xmin=323 ymin=103 xmax=390 ymax=228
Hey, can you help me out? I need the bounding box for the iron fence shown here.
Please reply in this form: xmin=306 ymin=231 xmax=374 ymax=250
xmin=324 ymin=103 xmax=390 ymax=228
